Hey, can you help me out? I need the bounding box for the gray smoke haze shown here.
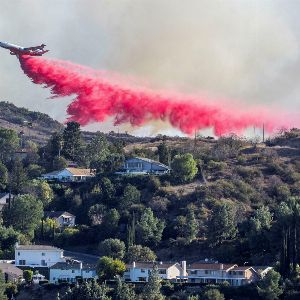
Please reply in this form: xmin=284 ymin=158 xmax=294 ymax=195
xmin=0 ymin=0 xmax=300 ymax=135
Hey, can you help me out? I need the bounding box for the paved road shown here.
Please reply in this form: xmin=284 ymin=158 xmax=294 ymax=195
xmin=64 ymin=250 xmax=99 ymax=264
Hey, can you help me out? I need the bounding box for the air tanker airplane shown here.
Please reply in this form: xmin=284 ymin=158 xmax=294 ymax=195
xmin=0 ymin=41 xmax=49 ymax=56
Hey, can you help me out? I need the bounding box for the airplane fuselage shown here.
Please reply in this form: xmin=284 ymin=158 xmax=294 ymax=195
xmin=0 ymin=41 xmax=49 ymax=56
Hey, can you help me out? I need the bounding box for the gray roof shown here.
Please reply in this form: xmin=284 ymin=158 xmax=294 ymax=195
xmin=0 ymin=263 xmax=23 ymax=277
xmin=128 ymin=157 xmax=170 ymax=169
xmin=50 ymin=261 xmax=96 ymax=270
xmin=44 ymin=211 xmax=75 ymax=219
xmin=16 ymin=245 xmax=62 ymax=251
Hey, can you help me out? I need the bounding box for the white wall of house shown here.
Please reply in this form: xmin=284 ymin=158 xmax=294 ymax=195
xmin=124 ymin=264 xmax=182 ymax=282
xmin=50 ymin=266 xmax=97 ymax=283
xmin=15 ymin=249 xmax=64 ymax=267
xmin=41 ymin=169 xmax=73 ymax=181
xmin=50 ymin=268 xmax=82 ymax=283
xmin=56 ymin=215 xmax=76 ymax=227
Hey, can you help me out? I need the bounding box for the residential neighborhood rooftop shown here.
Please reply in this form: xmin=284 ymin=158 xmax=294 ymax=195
xmin=15 ymin=245 xmax=62 ymax=251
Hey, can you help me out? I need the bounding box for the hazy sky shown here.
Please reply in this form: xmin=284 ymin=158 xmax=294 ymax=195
xmin=1 ymin=0 xmax=300 ymax=135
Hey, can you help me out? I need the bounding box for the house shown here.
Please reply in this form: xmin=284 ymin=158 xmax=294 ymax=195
xmin=186 ymin=263 xmax=259 ymax=286
xmin=44 ymin=211 xmax=76 ymax=228
xmin=117 ymin=157 xmax=170 ymax=175
xmin=124 ymin=261 xmax=187 ymax=282
xmin=15 ymin=244 xmax=65 ymax=268
xmin=0 ymin=193 xmax=13 ymax=211
xmin=40 ymin=168 xmax=96 ymax=182
xmin=49 ymin=261 xmax=97 ymax=283
xmin=0 ymin=263 xmax=23 ymax=283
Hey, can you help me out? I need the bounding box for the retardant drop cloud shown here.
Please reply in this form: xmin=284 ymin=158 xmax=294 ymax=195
xmin=19 ymin=55 xmax=291 ymax=136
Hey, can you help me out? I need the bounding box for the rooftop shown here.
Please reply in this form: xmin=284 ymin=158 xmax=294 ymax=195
xmin=128 ymin=157 xmax=170 ymax=169
xmin=50 ymin=261 xmax=96 ymax=270
xmin=127 ymin=262 xmax=178 ymax=269
xmin=44 ymin=211 xmax=75 ymax=219
xmin=15 ymin=244 xmax=62 ymax=251
xmin=188 ymin=263 xmax=237 ymax=271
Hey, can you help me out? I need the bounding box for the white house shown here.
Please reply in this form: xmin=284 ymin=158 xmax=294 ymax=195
xmin=49 ymin=261 xmax=97 ymax=283
xmin=117 ymin=157 xmax=170 ymax=175
xmin=124 ymin=261 xmax=186 ymax=282
xmin=185 ymin=263 xmax=260 ymax=286
xmin=44 ymin=211 xmax=76 ymax=228
xmin=41 ymin=168 xmax=96 ymax=182
xmin=15 ymin=244 xmax=65 ymax=268
xmin=0 ymin=193 xmax=13 ymax=211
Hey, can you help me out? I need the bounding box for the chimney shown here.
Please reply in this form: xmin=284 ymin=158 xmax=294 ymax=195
xmin=181 ymin=261 xmax=187 ymax=276
xmin=220 ymin=264 xmax=224 ymax=270
xmin=79 ymin=262 xmax=82 ymax=270
xmin=132 ymin=261 xmax=136 ymax=268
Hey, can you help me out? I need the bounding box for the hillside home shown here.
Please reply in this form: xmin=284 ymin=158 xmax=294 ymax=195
xmin=186 ymin=263 xmax=259 ymax=286
xmin=41 ymin=168 xmax=96 ymax=182
xmin=49 ymin=261 xmax=97 ymax=283
xmin=124 ymin=261 xmax=187 ymax=282
xmin=15 ymin=244 xmax=65 ymax=268
xmin=0 ymin=193 xmax=13 ymax=211
xmin=117 ymin=157 xmax=170 ymax=175
xmin=44 ymin=211 xmax=76 ymax=228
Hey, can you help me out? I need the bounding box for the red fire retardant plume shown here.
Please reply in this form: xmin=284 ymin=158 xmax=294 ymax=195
xmin=19 ymin=56 xmax=277 ymax=136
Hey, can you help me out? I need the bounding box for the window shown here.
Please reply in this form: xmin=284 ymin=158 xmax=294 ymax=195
xmin=205 ymin=270 xmax=212 ymax=275
xmin=53 ymin=277 xmax=56 ymax=280
xmin=17 ymin=252 xmax=20 ymax=256
xmin=159 ymin=269 xmax=167 ymax=274
xmin=190 ymin=270 xmax=197 ymax=275
xmin=138 ymin=277 xmax=146 ymax=282
xmin=141 ymin=269 xmax=145 ymax=273
xmin=42 ymin=253 xmax=45 ymax=256
xmin=41 ymin=260 xmax=46 ymax=266
xmin=238 ymin=271 xmax=244 ymax=276
xmin=72 ymin=270 xmax=75 ymax=273
xmin=19 ymin=260 xmax=26 ymax=265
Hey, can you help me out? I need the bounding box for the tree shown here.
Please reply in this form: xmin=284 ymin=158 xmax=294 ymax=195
xmin=0 ymin=128 xmax=19 ymax=163
xmin=0 ymin=162 xmax=8 ymax=191
xmin=114 ymin=276 xmax=136 ymax=300
xmin=2 ymin=194 xmax=43 ymax=239
xmin=9 ymin=158 xmax=27 ymax=194
xmin=203 ymin=289 xmax=224 ymax=300
xmin=96 ymin=256 xmax=126 ymax=281
xmin=0 ymin=270 xmax=7 ymax=300
xmin=184 ymin=206 xmax=198 ymax=244
xmin=120 ymin=184 xmax=141 ymax=209
xmin=126 ymin=245 xmax=157 ymax=262
xmin=250 ymin=206 xmax=273 ymax=232
xmin=86 ymin=132 xmax=109 ymax=168
xmin=52 ymin=156 xmax=68 ymax=170
xmin=142 ymin=266 xmax=164 ymax=300
xmin=102 ymin=209 xmax=120 ymax=237
xmin=62 ymin=121 xmax=83 ymax=161
xmin=137 ymin=208 xmax=165 ymax=246
xmin=24 ymin=179 xmax=54 ymax=207
xmin=89 ymin=204 xmax=106 ymax=226
xmin=99 ymin=239 xmax=126 ymax=260
xmin=257 ymin=269 xmax=283 ymax=300
xmin=61 ymin=280 xmax=111 ymax=300
xmin=0 ymin=225 xmax=20 ymax=258
xmin=171 ymin=153 xmax=198 ymax=183
xmin=207 ymin=202 xmax=237 ymax=247
xmin=157 ymin=143 xmax=170 ymax=166
xmin=23 ymin=269 xmax=33 ymax=284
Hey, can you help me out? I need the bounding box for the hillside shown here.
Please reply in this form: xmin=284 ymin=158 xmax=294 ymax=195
xmin=0 ymin=101 xmax=153 ymax=145
xmin=0 ymin=101 xmax=63 ymax=144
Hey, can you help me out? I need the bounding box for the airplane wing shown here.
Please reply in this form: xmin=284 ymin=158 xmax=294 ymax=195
xmin=24 ymin=44 xmax=46 ymax=51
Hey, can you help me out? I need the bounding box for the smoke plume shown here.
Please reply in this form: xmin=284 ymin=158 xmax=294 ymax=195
xmin=19 ymin=55 xmax=286 ymax=136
